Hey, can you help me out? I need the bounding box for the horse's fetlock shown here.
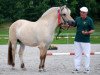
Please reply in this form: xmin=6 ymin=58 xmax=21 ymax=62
xmin=21 ymin=63 xmax=25 ymax=68
xmin=12 ymin=62 xmax=15 ymax=67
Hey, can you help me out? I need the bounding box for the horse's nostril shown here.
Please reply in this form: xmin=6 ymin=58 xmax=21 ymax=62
xmin=67 ymin=20 xmax=75 ymax=26
xmin=72 ymin=21 xmax=75 ymax=25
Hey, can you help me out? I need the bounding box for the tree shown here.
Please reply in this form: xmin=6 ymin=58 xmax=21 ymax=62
xmin=0 ymin=0 xmax=99 ymax=23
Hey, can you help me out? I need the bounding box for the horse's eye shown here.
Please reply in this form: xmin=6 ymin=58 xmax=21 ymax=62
xmin=62 ymin=14 xmax=66 ymax=16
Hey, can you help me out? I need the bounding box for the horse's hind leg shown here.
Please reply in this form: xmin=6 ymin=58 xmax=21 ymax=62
xmin=38 ymin=46 xmax=47 ymax=72
xmin=11 ymin=43 xmax=17 ymax=69
xmin=18 ymin=43 xmax=26 ymax=70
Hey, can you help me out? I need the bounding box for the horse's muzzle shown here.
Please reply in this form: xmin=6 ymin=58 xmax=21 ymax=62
xmin=66 ymin=20 xmax=75 ymax=26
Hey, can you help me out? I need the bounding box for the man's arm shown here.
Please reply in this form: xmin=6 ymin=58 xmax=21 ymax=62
xmin=82 ymin=30 xmax=95 ymax=35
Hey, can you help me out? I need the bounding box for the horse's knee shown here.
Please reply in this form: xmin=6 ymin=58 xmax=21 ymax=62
xmin=40 ymin=50 xmax=47 ymax=59
xmin=12 ymin=45 xmax=16 ymax=56
xmin=12 ymin=50 xmax=15 ymax=55
xmin=19 ymin=49 xmax=24 ymax=57
xmin=19 ymin=51 xmax=22 ymax=56
xmin=40 ymin=54 xmax=46 ymax=60
xmin=19 ymin=44 xmax=25 ymax=56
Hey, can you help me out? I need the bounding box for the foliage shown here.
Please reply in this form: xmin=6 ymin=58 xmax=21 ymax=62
xmin=0 ymin=0 xmax=100 ymax=23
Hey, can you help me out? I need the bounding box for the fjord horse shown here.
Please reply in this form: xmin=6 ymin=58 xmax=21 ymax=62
xmin=8 ymin=5 xmax=75 ymax=71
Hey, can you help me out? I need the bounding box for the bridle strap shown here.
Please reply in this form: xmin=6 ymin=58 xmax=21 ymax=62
xmin=57 ymin=8 xmax=70 ymax=29
xmin=58 ymin=9 xmax=61 ymax=26
xmin=56 ymin=8 xmax=71 ymax=39
xmin=57 ymin=8 xmax=68 ymax=26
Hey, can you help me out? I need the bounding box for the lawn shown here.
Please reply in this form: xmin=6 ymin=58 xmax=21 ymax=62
xmin=0 ymin=21 xmax=100 ymax=44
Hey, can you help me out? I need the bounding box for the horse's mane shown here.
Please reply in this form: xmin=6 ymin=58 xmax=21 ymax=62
xmin=38 ymin=6 xmax=71 ymax=21
xmin=39 ymin=7 xmax=59 ymax=19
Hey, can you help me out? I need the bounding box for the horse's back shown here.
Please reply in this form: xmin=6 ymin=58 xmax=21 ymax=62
xmin=9 ymin=19 xmax=37 ymax=32
xmin=9 ymin=19 xmax=34 ymax=40
xmin=10 ymin=19 xmax=33 ymax=28
xmin=9 ymin=19 xmax=42 ymax=46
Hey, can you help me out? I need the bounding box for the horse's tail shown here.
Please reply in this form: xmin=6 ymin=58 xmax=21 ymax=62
xmin=8 ymin=41 xmax=13 ymax=65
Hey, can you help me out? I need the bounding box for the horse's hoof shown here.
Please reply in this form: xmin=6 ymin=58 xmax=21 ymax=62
xmin=43 ymin=69 xmax=46 ymax=72
xmin=39 ymin=69 xmax=42 ymax=72
xmin=22 ymin=68 xmax=27 ymax=71
xmin=39 ymin=68 xmax=46 ymax=72
xmin=12 ymin=67 xmax=15 ymax=70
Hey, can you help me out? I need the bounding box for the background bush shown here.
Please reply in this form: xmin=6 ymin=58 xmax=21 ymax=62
xmin=0 ymin=0 xmax=100 ymax=23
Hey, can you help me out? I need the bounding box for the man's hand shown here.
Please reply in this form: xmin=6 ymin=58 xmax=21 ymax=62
xmin=82 ymin=30 xmax=95 ymax=35
xmin=82 ymin=31 xmax=90 ymax=35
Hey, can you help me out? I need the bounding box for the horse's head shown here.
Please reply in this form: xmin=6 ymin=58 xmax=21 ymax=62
xmin=58 ymin=5 xmax=75 ymax=28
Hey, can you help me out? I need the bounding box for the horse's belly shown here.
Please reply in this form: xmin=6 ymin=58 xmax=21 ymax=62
xmin=21 ymin=39 xmax=38 ymax=47
xmin=24 ymin=42 xmax=38 ymax=47
xmin=19 ymin=36 xmax=52 ymax=47
xmin=17 ymin=34 xmax=38 ymax=47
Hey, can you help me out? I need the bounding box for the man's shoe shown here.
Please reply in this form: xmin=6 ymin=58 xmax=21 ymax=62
xmin=72 ymin=69 xmax=80 ymax=73
xmin=83 ymin=70 xmax=90 ymax=74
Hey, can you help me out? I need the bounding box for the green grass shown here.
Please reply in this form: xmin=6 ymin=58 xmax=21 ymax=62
xmin=94 ymin=21 xmax=100 ymax=32
xmin=0 ymin=22 xmax=11 ymax=35
xmin=52 ymin=36 xmax=100 ymax=44
xmin=0 ymin=21 xmax=100 ymax=44
xmin=0 ymin=38 xmax=8 ymax=44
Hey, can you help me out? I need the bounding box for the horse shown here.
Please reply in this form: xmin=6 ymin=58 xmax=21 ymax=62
xmin=8 ymin=5 xmax=75 ymax=71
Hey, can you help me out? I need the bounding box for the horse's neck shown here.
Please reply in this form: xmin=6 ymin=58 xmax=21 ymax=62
xmin=37 ymin=7 xmax=59 ymax=34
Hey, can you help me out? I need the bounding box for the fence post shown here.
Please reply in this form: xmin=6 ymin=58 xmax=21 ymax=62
xmin=67 ymin=33 xmax=68 ymax=44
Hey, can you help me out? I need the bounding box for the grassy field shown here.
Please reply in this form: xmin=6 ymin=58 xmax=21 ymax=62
xmin=0 ymin=21 xmax=100 ymax=44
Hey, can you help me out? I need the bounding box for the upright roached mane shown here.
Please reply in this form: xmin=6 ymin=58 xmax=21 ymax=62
xmin=8 ymin=5 xmax=75 ymax=71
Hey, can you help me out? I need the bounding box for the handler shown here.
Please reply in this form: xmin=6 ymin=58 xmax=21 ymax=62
xmin=72 ymin=7 xmax=95 ymax=73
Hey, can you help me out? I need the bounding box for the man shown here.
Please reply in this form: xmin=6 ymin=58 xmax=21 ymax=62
xmin=72 ymin=7 xmax=95 ymax=73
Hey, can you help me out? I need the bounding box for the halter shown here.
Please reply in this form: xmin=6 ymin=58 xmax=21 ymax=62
xmin=56 ymin=8 xmax=70 ymax=39
xmin=57 ymin=8 xmax=69 ymax=27
xmin=57 ymin=9 xmax=61 ymax=25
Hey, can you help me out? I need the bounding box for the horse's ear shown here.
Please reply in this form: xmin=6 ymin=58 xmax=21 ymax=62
xmin=61 ymin=5 xmax=66 ymax=11
xmin=63 ymin=5 xmax=66 ymax=8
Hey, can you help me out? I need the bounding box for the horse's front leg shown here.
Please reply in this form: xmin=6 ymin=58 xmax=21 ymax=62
xmin=19 ymin=43 xmax=26 ymax=70
xmin=39 ymin=47 xmax=47 ymax=72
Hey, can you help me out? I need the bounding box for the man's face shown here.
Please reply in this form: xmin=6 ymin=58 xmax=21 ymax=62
xmin=80 ymin=11 xmax=88 ymax=19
